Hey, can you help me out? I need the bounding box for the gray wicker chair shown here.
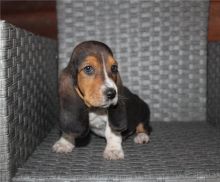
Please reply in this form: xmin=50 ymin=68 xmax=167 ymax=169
xmin=1 ymin=0 xmax=220 ymax=181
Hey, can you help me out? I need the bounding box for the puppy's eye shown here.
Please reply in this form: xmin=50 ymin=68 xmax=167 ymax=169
xmin=83 ymin=66 xmax=94 ymax=75
xmin=111 ymin=65 xmax=118 ymax=74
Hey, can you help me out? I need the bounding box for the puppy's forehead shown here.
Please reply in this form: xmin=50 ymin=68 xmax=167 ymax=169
xmin=82 ymin=54 xmax=116 ymax=66
xmin=74 ymin=41 xmax=113 ymax=54
xmin=74 ymin=41 xmax=113 ymax=59
xmin=84 ymin=55 xmax=101 ymax=65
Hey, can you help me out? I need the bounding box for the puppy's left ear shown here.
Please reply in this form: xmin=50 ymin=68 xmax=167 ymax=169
xmin=108 ymin=73 xmax=127 ymax=132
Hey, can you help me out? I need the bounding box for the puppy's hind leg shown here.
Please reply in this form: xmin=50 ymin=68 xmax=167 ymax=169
xmin=134 ymin=123 xmax=150 ymax=144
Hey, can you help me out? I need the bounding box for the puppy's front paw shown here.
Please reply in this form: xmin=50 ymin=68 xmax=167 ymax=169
xmin=134 ymin=133 xmax=150 ymax=144
xmin=52 ymin=137 xmax=75 ymax=153
xmin=103 ymin=146 xmax=124 ymax=160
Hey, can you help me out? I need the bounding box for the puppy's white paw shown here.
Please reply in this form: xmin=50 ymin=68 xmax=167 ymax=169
xmin=103 ymin=146 xmax=124 ymax=160
xmin=134 ymin=133 xmax=150 ymax=144
xmin=52 ymin=137 xmax=75 ymax=153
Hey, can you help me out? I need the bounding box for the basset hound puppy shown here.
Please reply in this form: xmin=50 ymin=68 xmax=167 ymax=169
xmin=52 ymin=41 xmax=152 ymax=160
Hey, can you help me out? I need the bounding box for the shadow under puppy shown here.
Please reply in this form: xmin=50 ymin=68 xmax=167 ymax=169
xmin=53 ymin=41 xmax=152 ymax=160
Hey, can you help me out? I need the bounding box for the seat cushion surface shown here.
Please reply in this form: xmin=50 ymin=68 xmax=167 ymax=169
xmin=13 ymin=122 xmax=220 ymax=182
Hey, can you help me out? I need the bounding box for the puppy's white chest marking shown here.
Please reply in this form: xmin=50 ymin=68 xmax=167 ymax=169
xmin=89 ymin=110 xmax=108 ymax=137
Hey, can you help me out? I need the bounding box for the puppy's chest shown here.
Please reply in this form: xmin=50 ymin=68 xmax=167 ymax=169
xmin=89 ymin=110 xmax=108 ymax=137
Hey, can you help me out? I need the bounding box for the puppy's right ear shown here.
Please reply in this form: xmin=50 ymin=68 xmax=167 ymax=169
xmin=58 ymin=68 xmax=89 ymax=137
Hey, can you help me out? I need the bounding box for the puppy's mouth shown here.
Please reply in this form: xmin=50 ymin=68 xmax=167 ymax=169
xmin=99 ymin=101 xmax=118 ymax=108
xmin=84 ymin=96 xmax=118 ymax=109
xmin=75 ymin=87 xmax=117 ymax=108
xmin=101 ymin=93 xmax=119 ymax=108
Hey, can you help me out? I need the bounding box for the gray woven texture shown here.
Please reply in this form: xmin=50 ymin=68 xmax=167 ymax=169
xmin=57 ymin=0 xmax=209 ymax=122
xmin=0 ymin=21 xmax=10 ymax=182
xmin=207 ymin=42 xmax=220 ymax=129
xmin=13 ymin=122 xmax=220 ymax=182
xmin=0 ymin=21 xmax=58 ymax=182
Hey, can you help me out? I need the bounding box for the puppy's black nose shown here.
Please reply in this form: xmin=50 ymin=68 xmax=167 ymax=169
xmin=105 ymin=88 xmax=116 ymax=100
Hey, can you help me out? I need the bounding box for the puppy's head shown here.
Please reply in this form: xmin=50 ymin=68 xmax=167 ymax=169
xmin=68 ymin=41 xmax=122 ymax=108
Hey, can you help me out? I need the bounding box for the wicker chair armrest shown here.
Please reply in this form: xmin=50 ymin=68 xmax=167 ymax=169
xmin=0 ymin=21 xmax=58 ymax=181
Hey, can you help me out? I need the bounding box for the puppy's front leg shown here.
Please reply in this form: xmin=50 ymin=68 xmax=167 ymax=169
xmin=103 ymin=121 xmax=124 ymax=160
xmin=52 ymin=133 xmax=75 ymax=153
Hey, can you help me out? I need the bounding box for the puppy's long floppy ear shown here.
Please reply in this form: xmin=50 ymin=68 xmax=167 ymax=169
xmin=108 ymin=73 xmax=127 ymax=132
xmin=58 ymin=67 xmax=89 ymax=137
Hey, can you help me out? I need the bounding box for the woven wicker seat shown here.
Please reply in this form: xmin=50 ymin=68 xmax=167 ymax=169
xmin=13 ymin=123 xmax=220 ymax=182
xmin=1 ymin=0 xmax=220 ymax=181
